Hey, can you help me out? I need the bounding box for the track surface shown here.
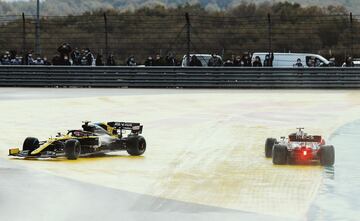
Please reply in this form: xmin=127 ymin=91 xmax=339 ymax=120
xmin=1 ymin=88 xmax=360 ymax=220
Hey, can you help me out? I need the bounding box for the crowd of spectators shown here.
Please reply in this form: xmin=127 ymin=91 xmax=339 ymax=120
xmin=0 ymin=43 xmax=357 ymax=67
xmin=0 ymin=50 xmax=51 ymax=65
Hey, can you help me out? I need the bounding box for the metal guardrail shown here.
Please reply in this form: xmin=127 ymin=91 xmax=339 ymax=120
xmin=0 ymin=66 xmax=360 ymax=88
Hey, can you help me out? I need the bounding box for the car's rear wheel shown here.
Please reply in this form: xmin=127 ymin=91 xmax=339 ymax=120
xmin=23 ymin=137 xmax=40 ymax=155
xmin=64 ymin=139 xmax=81 ymax=160
xmin=320 ymin=145 xmax=335 ymax=166
xmin=265 ymin=138 xmax=277 ymax=158
xmin=272 ymin=144 xmax=288 ymax=165
xmin=126 ymin=135 xmax=146 ymax=156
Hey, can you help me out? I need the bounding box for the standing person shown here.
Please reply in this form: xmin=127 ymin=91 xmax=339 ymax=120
xmin=233 ymin=55 xmax=243 ymax=66
xmin=27 ymin=53 xmax=35 ymax=65
xmin=224 ymin=59 xmax=233 ymax=67
xmin=63 ymin=56 xmax=71 ymax=66
xmin=71 ymin=48 xmax=81 ymax=65
xmin=189 ymin=55 xmax=202 ymax=66
xmin=153 ymin=54 xmax=164 ymax=66
xmin=144 ymin=56 xmax=154 ymax=66
xmin=252 ymin=56 xmax=262 ymax=67
xmin=241 ymin=53 xmax=252 ymax=67
xmin=106 ymin=54 xmax=116 ymax=66
xmin=43 ymin=57 xmax=51 ymax=65
xmin=83 ymin=48 xmax=94 ymax=66
xmin=293 ymin=58 xmax=303 ymax=67
xmin=165 ymin=53 xmax=177 ymax=66
xmin=33 ymin=56 xmax=44 ymax=65
xmin=126 ymin=56 xmax=137 ymax=66
xmin=208 ymin=53 xmax=222 ymax=67
xmin=263 ymin=52 xmax=274 ymax=67
xmin=57 ymin=43 xmax=72 ymax=57
xmin=343 ymin=56 xmax=354 ymax=67
xmin=96 ymin=54 xmax=104 ymax=66
xmin=1 ymin=52 xmax=11 ymax=65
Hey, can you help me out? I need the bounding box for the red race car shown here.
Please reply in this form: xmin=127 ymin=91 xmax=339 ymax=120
xmin=265 ymin=128 xmax=335 ymax=166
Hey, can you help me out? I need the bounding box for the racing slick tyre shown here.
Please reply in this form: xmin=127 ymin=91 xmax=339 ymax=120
xmin=272 ymin=144 xmax=288 ymax=165
xmin=126 ymin=135 xmax=146 ymax=156
xmin=265 ymin=138 xmax=277 ymax=158
xmin=64 ymin=139 xmax=81 ymax=160
xmin=320 ymin=145 xmax=335 ymax=166
xmin=23 ymin=137 xmax=40 ymax=155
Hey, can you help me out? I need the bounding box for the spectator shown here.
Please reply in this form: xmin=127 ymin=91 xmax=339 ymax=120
xmin=165 ymin=53 xmax=177 ymax=66
xmin=80 ymin=55 xmax=89 ymax=66
xmin=57 ymin=43 xmax=72 ymax=57
xmin=27 ymin=53 xmax=35 ymax=65
xmin=307 ymin=57 xmax=316 ymax=67
xmin=84 ymin=48 xmax=94 ymax=66
xmin=293 ymin=58 xmax=303 ymax=67
xmin=52 ymin=55 xmax=62 ymax=65
xmin=208 ymin=53 xmax=222 ymax=66
xmin=343 ymin=56 xmax=354 ymax=67
xmin=10 ymin=56 xmax=22 ymax=65
xmin=106 ymin=54 xmax=116 ymax=66
xmin=241 ymin=53 xmax=252 ymax=67
xmin=144 ymin=56 xmax=154 ymax=66
xmin=126 ymin=56 xmax=137 ymax=66
xmin=63 ymin=56 xmax=71 ymax=66
xmin=189 ymin=55 xmax=202 ymax=66
xmin=71 ymin=48 xmax=81 ymax=65
xmin=33 ymin=57 xmax=45 ymax=65
xmin=153 ymin=54 xmax=164 ymax=66
xmin=233 ymin=55 xmax=242 ymax=66
xmin=224 ymin=59 xmax=233 ymax=67
xmin=9 ymin=50 xmax=17 ymax=60
xmin=43 ymin=57 xmax=51 ymax=65
xmin=96 ymin=54 xmax=104 ymax=66
xmin=1 ymin=52 xmax=11 ymax=65
xmin=263 ymin=52 xmax=274 ymax=67
xmin=252 ymin=56 xmax=262 ymax=67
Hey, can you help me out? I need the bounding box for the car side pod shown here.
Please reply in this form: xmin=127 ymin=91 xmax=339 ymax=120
xmin=9 ymin=148 xmax=20 ymax=156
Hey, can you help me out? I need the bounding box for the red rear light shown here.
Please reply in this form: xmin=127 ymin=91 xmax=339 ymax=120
xmin=303 ymin=150 xmax=307 ymax=156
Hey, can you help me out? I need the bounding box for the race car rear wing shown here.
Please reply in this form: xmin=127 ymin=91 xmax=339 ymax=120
xmin=108 ymin=122 xmax=143 ymax=134
xmin=289 ymin=135 xmax=322 ymax=142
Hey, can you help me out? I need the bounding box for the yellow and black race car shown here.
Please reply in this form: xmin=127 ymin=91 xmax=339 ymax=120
xmin=9 ymin=121 xmax=146 ymax=160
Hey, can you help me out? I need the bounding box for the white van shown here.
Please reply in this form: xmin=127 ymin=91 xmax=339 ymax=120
xmin=181 ymin=54 xmax=222 ymax=67
xmin=252 ymin=52 xmax=329 ymax=67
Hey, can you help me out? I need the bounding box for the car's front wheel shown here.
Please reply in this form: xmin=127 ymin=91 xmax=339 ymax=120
xmin=23 ymin=137 xmax=40 ymax=155
xmin=64 ymin=139 xmax=81 ymax=160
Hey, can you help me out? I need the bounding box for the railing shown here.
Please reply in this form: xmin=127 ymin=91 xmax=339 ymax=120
xmin=0 ymin=66 xmax=360 ymax=88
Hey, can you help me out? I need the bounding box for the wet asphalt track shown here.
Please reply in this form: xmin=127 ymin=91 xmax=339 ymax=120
xmin=1 ymin=88 xmax=360 ymax=221
xmin=1 ymin=158 xmax=284 ymax=221
xmin=308 ymin=120 xmax=360 ymax=221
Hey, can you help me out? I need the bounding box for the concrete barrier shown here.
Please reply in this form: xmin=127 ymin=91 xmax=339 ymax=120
xmin=0 ymin=66 xmax=360 ymax=88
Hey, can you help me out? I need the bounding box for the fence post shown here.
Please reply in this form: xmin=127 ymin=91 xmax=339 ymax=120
xmin=104 ymin=13 xmax=109 ymax=59
xmin=267 ymin=13 xmax=272 ymax=52
xmin=350 ymin=12 xmax=353 ymax=57
xmin=22 ymin=12 xmax=26 ymax=54
xmin=185 ymin=12 xmax=191 ymax=66
xmin=35 ymin=0 xmax=41 ymax=55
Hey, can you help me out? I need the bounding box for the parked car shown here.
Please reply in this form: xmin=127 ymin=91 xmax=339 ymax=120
xmin=252 ymin=52 xmax=330 ymax=67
